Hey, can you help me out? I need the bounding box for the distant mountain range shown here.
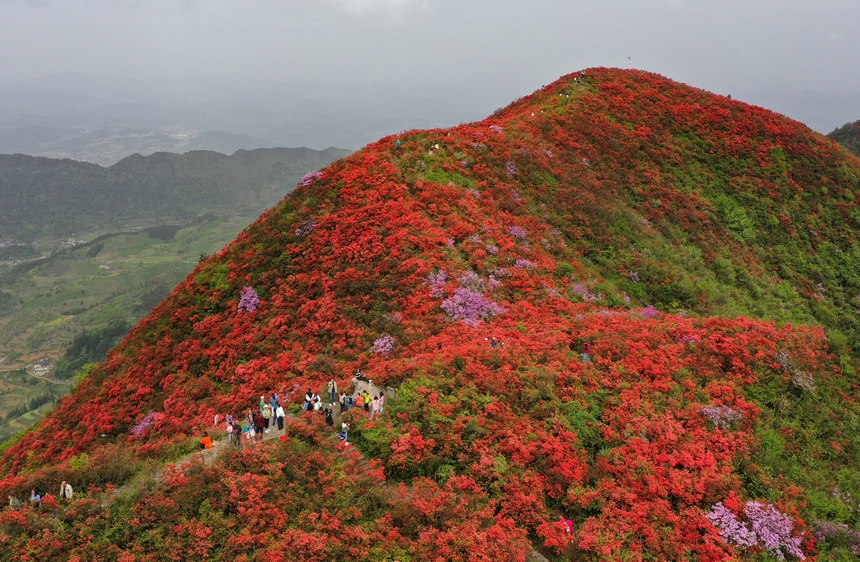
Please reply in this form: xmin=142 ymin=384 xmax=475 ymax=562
xmin=0 ymin=147 xmax=351 ymax=240
xmin=0 ymin=73 xmax=488 ymax=165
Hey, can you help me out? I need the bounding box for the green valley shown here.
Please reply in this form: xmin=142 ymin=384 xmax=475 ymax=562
xmin=0 ymin=147 xmax=350 ymax=441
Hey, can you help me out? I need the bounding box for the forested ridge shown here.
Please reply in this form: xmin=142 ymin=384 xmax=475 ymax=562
xmin=0 ymin=147 xmax=351 ymax=239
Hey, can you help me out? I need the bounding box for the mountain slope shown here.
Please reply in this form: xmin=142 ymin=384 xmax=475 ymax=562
xmin=2 ymin=68 xmax=860 ymax=560
xmin=0 ymin=146 xmax=351 ymax=240
xmin=829 ymin=119 xmax=860 ymax=156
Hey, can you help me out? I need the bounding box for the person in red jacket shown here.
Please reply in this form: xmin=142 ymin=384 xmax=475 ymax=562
xmin=199 ymin=432 xmax=213 ymax=449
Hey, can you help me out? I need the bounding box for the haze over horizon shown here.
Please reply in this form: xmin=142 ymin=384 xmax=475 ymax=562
xmin=1 ymin=0 xmax=858 ymax=164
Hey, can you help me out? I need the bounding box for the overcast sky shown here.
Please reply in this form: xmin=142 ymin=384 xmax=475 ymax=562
xmin=1 ymin=0 xmax=858 ymax=136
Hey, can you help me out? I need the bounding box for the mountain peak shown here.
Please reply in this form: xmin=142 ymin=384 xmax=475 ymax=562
xmin=2 ymin=69 xmax=860 ymax=560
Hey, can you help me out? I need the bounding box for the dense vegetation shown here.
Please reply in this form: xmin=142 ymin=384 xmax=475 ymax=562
xmin=51 ymin=321 xmax=130 ymax=380
xmin=0 ymin=147 xmax=350 ymax=240
xmin=1 ymin=68 xmax=860 ymax=560
xmin=829 ymin=120 xmax=860 ymax=157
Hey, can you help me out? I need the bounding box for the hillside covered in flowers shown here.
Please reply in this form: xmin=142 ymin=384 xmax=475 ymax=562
xmin=2 ymin=68 xmax=860 ymax=560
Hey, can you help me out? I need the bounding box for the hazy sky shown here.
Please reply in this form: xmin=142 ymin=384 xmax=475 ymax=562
xmin=1 ymin=0 xmax=859 ymax=133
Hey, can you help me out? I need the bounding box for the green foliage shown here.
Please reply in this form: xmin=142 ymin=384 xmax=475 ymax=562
xmin=69 ymin=453 xmax=89 ymax=470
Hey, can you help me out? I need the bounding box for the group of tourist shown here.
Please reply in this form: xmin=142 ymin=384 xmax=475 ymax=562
xmin=8 ymin=481 xmax=73 ymax=511
xmin=207 ymin=376 xmax=386 ymax=450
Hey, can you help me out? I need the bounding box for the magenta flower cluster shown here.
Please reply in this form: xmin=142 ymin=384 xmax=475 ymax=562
xmin=571 ymin=283 xmax=603 ymax=302
xmin=301 ymin=170 xmax=324 ymax=186
xmin=776 ymin=350 xmax=816 ymax=392
xmin=707 ymin=502 xmax=805 ymax=560
xmin=131 ymin=412 xmax=158 ymax=439
xmin=440 ymin=271 xmax=504 ymax=326
xmin=505 ymin=161 xmax=518 ymax=175
xmin=295 ymin=219 xmax=318 ymax=238
xmin=514 ymin=258 xmax=534 ymax=269
xmin=486 ymin=244 xmax=499 ymax=255
xmin=509 ymin=225 xmax=528 ymax=240
xmin=812 ymin=520 xmax=860 ymax=554
xmin=640 ymin=305 xmax=660 ymax=318
xmin=676 ymin=335 xmax=699 ymax=343
xmin=489 ymin=125 xmax=503 ymax=133
xmin=425 ymin=270 xmax=447 ymax=299
xmin=701 ymin=404 xmax=744 ymax=429
xmin=238 ymin=287 xmax=260 ymax=312
xmin=372 ymin=334 xmax=395 ymax=355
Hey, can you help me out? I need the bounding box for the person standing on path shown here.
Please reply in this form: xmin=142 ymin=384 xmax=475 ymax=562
xmin=259 ymin=396 xmax=266 ymax=414
xmin=276 ymin=403 xmax=285 ymax=431
xmin=327 ymin=379 xmax=338 ymax=404
xmin=262 ymin=404 xmax=272 ymax=433
xmin=270 ymin=394 xmax=279 ymax=414
xmin=253 ymin=411 xmax=265 ymax=442
xmin=340 ymin=421 xmax=350 ymax=444
xmin=236 ymin=422 xmax=244 ymax=450
xmin=325 ymin=408 xmax=334 ymax=427
xmin=378 ymin=393 xmax=385 ymax=415
xmin=59 ymin=481 xmax=73 ymax=502
xmin=370 ymin=395 xmax=380 ymax=420
xmin=362 ymin=390 xmax=371 ymax=413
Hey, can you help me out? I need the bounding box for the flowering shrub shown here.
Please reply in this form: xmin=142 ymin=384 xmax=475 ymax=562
xmin=706 ymin=502 xmax=758 ymax=548
xmin=707 ymin=501 xmax=805 ymax=560
xmin=489 ymin=125 xmax=503 ymax=133
xmin=571 ymin=283 xmax=602 ymax=302
xmin=131 ymin=412 xmax=158 ymax=439
xmin=300 ymin=170 xmax=323 ymax=186
xmin=509 ymin=225 xmax=528 ymax=240
xmin=812 ymin=520 xmax=860 ymax=554
xmin=237 ymin=287 xmax=259 ymax=312
xmin=505 ymin=160 xmax=518 ymax=175
xmin=514 ymin=258 xmax=534 ymax=269
xmin=701 ymin=404 xmax=744 ymax=429
xmin=294 ymin=219 xmax=318 ymax=238
xmin=791 ymin=370 xmax=816 ymax=392
xmin=441 ymin=287 xmax=504 ymax=326
xmin=372 ymin=334 xmax=395 ymax=355
xmin=425 ymin=269 xmax=447 ymax=299
xmin=640 ymin=304 xmax=659 ymax=318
